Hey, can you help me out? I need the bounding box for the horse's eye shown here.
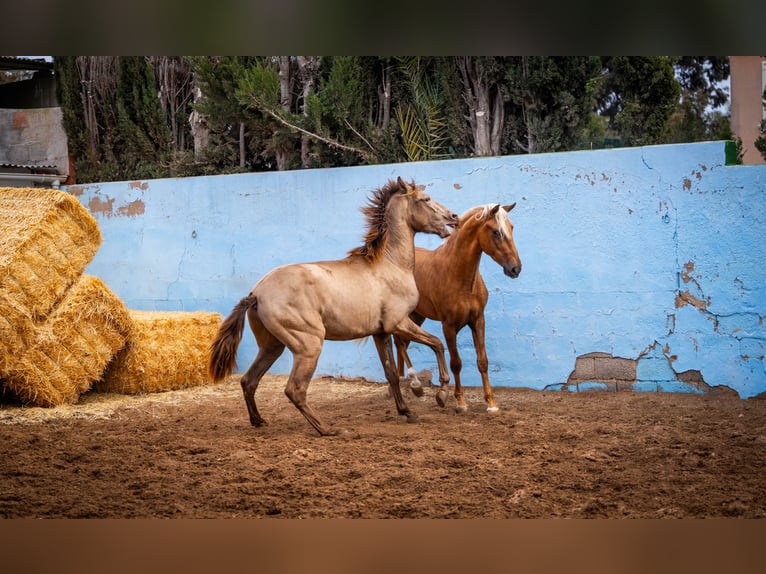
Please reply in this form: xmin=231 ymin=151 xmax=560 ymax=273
xmin=492 ymin=229 xmax=502 ymax=239
xmin=422 ymin=196 xmax=431 ymax=202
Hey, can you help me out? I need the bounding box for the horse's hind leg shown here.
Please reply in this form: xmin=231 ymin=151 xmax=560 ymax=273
xmin=241 ymin=342 xmax=285 ymax=426
xmin=374 ymin=334 xmax=418 ymax=423
xmin=442 ymin=324 xmax=468 ymax=412
xmin=283 ymin=348 xmax=338 ymax=436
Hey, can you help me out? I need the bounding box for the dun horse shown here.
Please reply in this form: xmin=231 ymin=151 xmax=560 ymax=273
xmin=208 ymin=177 xmax=459 ymax=436
xmin=395 ymin=203 xmax=521 ymax=413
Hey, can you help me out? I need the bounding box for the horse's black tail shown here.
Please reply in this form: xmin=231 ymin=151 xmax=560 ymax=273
xmin=207 ymin=294 xmax=257 ymax=382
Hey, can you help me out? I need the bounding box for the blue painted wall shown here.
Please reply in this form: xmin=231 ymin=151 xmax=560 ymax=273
xmin=68 ymin=141 xmax=766 ymax=398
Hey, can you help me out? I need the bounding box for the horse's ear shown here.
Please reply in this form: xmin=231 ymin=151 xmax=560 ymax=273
xmin=489 ymin=204 xmax=501 ymax=216
xmin=396 ymin=176 xmax=405 ymax=189
xmin=503 ymin=203 xmax=516 ymax=212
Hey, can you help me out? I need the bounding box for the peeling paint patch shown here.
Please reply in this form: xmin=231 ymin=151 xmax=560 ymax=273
xmin=88 ymin=195 xmax=115 ymax=215
xmin=683 ymin=178 xmax=692 ymax=190
xmin=676 ymin=290 xmax=709 ymax=310
xmin=117 ymin=199 xmax=146 ymax=217
xmin=453 ymin=183 xmax=462 ymax=190
xmin=681 ymin=261 xmax=695 ymax=283
xmin=129 ymin=181 xmax=149 ymax=190
xmin=87 ymin=194 xmax=145 ymax=218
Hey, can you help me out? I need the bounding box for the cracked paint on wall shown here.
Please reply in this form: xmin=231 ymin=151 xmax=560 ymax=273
xmin=67 ymin=141 xmax=766 ymax=398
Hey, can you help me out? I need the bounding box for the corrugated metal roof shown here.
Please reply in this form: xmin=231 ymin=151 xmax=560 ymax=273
xmin=0 ymin=162 xmax=58 ymax=171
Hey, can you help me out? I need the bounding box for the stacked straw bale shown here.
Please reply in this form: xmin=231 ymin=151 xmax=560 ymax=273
xmin=0 ymin=187 xmax=102 ymax=374
xmin=2 ymin=275 xmax=133 ymax=406
xmin=96 ymin=310 xmax=222 ymax=395
xmin=1 ymin=187 xmax=224 ymax=407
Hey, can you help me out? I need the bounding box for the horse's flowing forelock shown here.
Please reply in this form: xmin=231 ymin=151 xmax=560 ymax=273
xmin=469 ymin=203 xmax=511 ymax=239
xmin=348 ymin=179 xmax=402 ymax=261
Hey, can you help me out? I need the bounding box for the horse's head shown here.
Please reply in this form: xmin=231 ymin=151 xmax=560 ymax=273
xmin=397 ymin=177 xmax=458 ymax=239
xmin=474 ymin=203 xmax=522 ymax=278
xmin=351 ymin=177 xmax=458 ymax=262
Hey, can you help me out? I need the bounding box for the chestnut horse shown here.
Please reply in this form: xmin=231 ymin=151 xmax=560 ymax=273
xmin=208 ymin=177 xmax=459 ymax=436
xmin=395 ymin=203 xmax=521 ymax=413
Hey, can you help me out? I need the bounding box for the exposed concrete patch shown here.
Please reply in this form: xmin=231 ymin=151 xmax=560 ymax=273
xmin=549 ymin=346 xmax=739 ymax=397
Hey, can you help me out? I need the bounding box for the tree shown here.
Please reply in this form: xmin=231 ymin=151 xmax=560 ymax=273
xmin=455 ymin=56 xmax=507 ymax=156
xmin=56 ymin=56 xmax=199 ymax=182
xmin=55 ymin=57 xmax=120 ymax=182
xmin=55 ymin=56 xmax=734 ymax=183
xmin=594 ymin=57 xmax=681 ymax=147
xmin=189 ymin=56 xmax=265 ymax=171
xmin=110 ymin=56 xmax=172 ymax=180
xmin=504 ymin=56 xmax=602 ymax=154
xmin=151 ymin=56 xmax=195 ymax=156
xmin=668 ymin=57 xmax=731 ymax=144
xmin=239 ymin=56 xmax=379 ymax=169
xmin=394 ymin=56 xmax=450 ymax=162
xmin=755 ymin=87 xmax=766 ymax=162
xmin=296 ymin=56 xmax=322 ymax=167
xmin=305 ymin=56 xmax=375 ymax=166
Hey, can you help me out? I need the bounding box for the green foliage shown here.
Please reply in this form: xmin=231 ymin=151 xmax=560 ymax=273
xmin=755 ymin=88 xmax=766 ymax=162
xmin=236 ymin=59 xmax=280 ymax=109
xmin=667 ymin=57 xmax=733 ymax=145
xmin=394 ymin=57 xmax=450 ymax=162
xmin=595 ymin=57 xmax=681 ymax=147
xmin=110 ymin=57 xmax=172 ymax=180
xmin=53 ymin=57 xmax=89 ymax=172
xmin=190 ymin=57 xmax=277 ymax=171
xmin=306 ymin=56 xmax=371 ymax=166
xmin=505 ymin=56 xmax=602 ymax=154
xmin=53 ymin=56 xmax=735 ymax=183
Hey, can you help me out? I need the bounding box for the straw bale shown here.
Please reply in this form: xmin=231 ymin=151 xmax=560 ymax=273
xmin=96 ymin=310 xmax=223 ymax=395
xmin=0 ymin=187 xmax=102 ymax=374
xmin=1 ymin=275 xmax=132 ymax=407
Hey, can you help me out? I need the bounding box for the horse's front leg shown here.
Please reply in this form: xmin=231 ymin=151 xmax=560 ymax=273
xmin=470 ymin=314 xmax=498 ymax=412
xmin=374 ymin=334 xmax=418 ymax=423
xmin=392 ymin=318 xmax=450 ymax=393
xmin=442 ymin=323 xmax=468 ymax=413
xmin=394 ymin=334 xmax=426 ymax=398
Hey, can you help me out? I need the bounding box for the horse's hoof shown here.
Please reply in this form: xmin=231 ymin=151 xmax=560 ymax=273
xmin=435 ymin=389 xmax=448 ymax=408
xmin=455 ymin=404 xmax=468 ymax=414
xmin=409 ymin=379 xmax=424 ymax=397
xmin=406 ymin=412 xmax=420 ymax=424
xmin=486 ymin=406 xmax=500 ymax=413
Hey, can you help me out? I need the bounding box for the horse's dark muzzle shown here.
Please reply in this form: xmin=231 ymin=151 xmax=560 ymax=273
xmin=504 ymin=264 xmax=521 ymax=278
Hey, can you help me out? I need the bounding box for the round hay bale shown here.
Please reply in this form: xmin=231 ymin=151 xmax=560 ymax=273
xmin=96 ymin=310 xmax=223 ymax=395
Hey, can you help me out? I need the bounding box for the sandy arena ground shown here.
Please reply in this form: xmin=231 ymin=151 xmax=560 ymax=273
xmin=2 ymin=374 xmax=765 ymax=518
